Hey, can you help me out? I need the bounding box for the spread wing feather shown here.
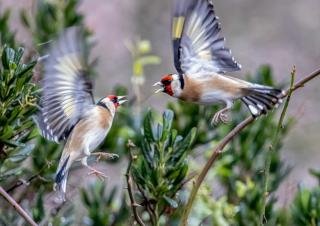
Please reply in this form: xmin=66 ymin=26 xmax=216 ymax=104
xmin=172 ymin=0 xmax=241 ymax=76
xmin=36 ymin=27 xmax=94 ymax=143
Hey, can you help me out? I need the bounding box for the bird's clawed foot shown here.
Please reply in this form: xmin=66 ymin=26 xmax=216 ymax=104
xmin=211 ymin=108 xmax=231 ymax=125
xmin=92 ymin=152 xmax=119 ymax=162
xmin=87 ymin=165 xmax=108 ymax=181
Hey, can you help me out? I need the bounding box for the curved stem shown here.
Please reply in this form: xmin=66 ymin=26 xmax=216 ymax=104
xmin=0 ymin=186 xmax=38 ymax=226
xmin=179 ymin=67 xmax=320 ymax=226
xmin=126 ymin=141 xmax=145 ymax=226
xmin=260 ymin=67 xmax=296 ymax=225
xmin=180 ymin=117 xmax=254 ymax=226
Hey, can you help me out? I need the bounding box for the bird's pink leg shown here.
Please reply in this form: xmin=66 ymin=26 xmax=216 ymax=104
xmin=211 ymin=101 xmax=233 ymax=125
xmin=86 ymin=165 xmax=108 ymax=181
xmin=81 ymin=156 xmax=108 ymax=181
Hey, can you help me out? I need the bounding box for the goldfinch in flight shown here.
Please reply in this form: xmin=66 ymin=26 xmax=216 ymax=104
xmin=36 ymin=27 xmax=127 ymax=197
xmin=154 ymin=0 xmax=284 ymax=124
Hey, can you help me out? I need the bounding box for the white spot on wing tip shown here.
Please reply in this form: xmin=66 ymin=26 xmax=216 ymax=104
xmin=257 ymin=104 xmax=264 ymax=110
xmin=249 ymin=105 xmax=259 ymax=116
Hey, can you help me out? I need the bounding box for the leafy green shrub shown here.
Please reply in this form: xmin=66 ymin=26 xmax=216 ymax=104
xmin=130 ymin=110 xmax=196 ymax=225
xmin=0 ymin=47 xmax=38 ymax=181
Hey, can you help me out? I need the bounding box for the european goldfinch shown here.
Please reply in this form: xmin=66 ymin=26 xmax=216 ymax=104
xmin=154 ymin=0 xmax=284 ymax=124
xmin=36 ymin=27 xmax=127 ymax=197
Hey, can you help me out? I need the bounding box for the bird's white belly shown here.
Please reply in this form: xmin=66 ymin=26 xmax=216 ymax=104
xmin=199 ymin=90 xmax=232 ymax=105
xmin=85 ymin=126 xmax=109 ymax=152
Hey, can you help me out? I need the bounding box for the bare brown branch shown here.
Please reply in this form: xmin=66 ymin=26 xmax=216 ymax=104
xmin=0 ymin=186 xmax=38 ymax=226
xmin=125 ymin=140 xmax=146 ymax=226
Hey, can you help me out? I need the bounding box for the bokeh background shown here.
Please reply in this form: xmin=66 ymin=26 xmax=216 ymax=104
xmin=2 ymin=0 xmax=320 ymax=205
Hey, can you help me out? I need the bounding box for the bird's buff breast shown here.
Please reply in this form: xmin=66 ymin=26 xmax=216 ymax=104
xmin=66 ymin=107 xmax=113 ymax=153
xmin=84 ymin=107 xmax=113 ymax=151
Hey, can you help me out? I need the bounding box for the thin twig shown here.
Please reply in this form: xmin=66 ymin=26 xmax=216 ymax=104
xmin=6 ymin=174 xmax=39 ymax=193
xmin=136 ymin=184 xmax=156 ymax=225
xmin=260 ymin=67 xmax=296 ymax=225
xmin=125 ymin=140 xmax=146 ymax=226
xmin=7 ymin=161 xmax=54 ymax=193
xmin=0 ymin=186 xmax=38 ymax=226
xmin=179 ymin=67 xmax=320 ymax=226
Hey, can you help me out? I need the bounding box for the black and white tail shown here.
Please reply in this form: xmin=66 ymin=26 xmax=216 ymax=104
xmin=241 ymin=85 xmax=285 ymax=117
xmin=54 ymin=155 xmax=71 ymax=201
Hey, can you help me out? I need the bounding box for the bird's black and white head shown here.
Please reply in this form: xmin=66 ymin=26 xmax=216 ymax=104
xmin=97 ymin=95 xmax=127 ymax=112
xmin=153 ymin=73 xmax=184 ymax=97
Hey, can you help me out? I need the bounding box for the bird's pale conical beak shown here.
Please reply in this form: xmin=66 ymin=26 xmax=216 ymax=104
xmin=153 ymin=81 xmax=164 ymax=93
xmin=118 ymin=96 xmax=128 ymax=105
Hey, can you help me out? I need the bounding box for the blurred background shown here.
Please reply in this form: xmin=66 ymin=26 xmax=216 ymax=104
xmin=1 ymin=0 xmax=320 ymax=225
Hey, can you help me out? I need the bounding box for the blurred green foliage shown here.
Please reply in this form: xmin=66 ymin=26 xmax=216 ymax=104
xmin=0 ymin=9 xmax=16 ymax=48
xmin=21 ymin=0 xmax=84 ymax=48
xmin=81 ymin=181 xmax=129 ymax=226
xmin=292 ymin=185 xmax=320 ymax=226
xmin=291 ymin=170 xmax=320 ymax=226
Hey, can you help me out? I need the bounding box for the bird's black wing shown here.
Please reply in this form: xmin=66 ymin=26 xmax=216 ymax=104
xmin=36 ymin=27 xmax=95 ymax=143
xmin=172 ymin=0 xmax=241 ymax=76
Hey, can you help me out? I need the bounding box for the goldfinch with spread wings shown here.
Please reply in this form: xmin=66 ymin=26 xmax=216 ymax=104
xmin=154 ymin=0 xmax=284 ymax=124
xmin=36 ymin=27 xmax=127 ymax=197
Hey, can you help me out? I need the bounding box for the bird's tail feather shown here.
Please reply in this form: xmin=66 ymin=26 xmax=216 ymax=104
xmin=241 ymin=85 xmax=285 ymax=117
xmin=54 ymin=155 xmax=71 ymax=201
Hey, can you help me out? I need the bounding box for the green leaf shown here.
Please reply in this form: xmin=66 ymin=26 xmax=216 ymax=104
xmin=15 ymin=60 xmax=37 ymax=78
xmin=2 ymin=47 xmax=15 ymax=69
xmin=14 ymin=47 xmax=24 ymax=64
xmin=81 ymin=189 xmax=92 ymax=207
xmin=141 ymin=139 xmax=154 ymax=169
xmin=143 ymin=111 xmax=155 ymax=143
xmin=8 ymin=143 xmax=34 ymax=162
xmin=163 ymin=195 xmax=178 ymax=208
xmin=161 ymin=109 xmax=174 ymax=142
xmin=20 ymin=10 xmax=31 ymax=28
xmin=0 ymin=168 xmax=22 ymax=181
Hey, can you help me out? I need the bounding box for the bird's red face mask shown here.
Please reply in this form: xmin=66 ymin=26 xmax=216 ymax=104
xmin=107 ymin=95 xmax=127 ymax=108
xmin=153 ymin=74 xmax=174 ymax=96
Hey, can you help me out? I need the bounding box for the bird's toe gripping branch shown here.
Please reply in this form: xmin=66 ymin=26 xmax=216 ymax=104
xmin=91 ymin=152 xmax=119 ymax=162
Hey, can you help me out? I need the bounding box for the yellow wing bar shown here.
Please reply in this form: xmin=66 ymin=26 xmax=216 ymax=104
xmin=172 ymin=16 xmax=185 ymax=39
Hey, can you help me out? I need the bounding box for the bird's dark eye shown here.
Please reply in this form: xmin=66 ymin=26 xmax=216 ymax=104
xmin=162 ymin=80 xmax=171 ymax=86
xmin=112 ymin=98 xmax=117 ymax=103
